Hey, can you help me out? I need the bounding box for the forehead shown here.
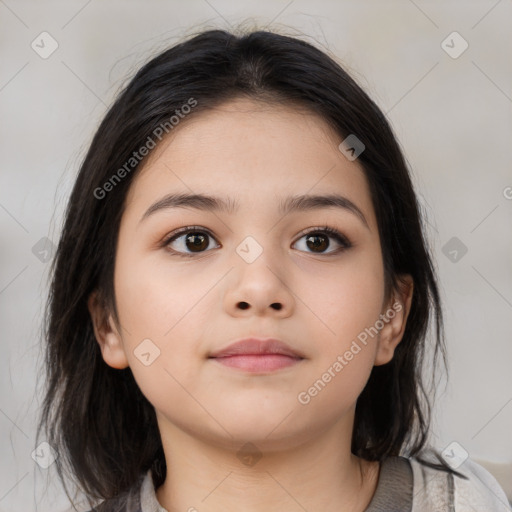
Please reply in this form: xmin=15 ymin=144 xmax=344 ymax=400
xmin=124 ymin=97 xmax=375 ymax=227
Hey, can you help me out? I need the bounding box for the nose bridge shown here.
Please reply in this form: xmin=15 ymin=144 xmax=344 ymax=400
xmin=225 ymin=231 xmax=293 ymax=315
xmin=235 ymin=232 xmax=283 ymax=285
xmin=229 ymin=201 xmax=281 ymax=265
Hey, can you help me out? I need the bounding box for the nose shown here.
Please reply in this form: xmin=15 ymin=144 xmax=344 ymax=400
xmin=224 ymin=253 xmax=295 ymax=318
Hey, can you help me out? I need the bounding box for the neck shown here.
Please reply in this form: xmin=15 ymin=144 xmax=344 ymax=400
xmin=154 ymin=415 xmax=380 ymax=512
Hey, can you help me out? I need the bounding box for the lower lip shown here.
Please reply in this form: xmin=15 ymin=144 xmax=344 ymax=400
xmin=210 ymin=354 xmax=302 ymax=372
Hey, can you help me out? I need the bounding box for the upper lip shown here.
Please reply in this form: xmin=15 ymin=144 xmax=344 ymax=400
xmin=209 ymin=337 xmax=305 ymax=359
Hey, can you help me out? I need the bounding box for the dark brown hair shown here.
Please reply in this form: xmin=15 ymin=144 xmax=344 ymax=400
xmin=37 ymin=25 xmax=467 ymax=511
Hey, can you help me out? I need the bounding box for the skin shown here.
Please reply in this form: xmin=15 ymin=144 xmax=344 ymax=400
xmin=88 ymin=97 xmax=413 ymax=512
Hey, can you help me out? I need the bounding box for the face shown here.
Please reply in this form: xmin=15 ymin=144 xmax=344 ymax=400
xmin=89 ymin=97 xmax=412 ymax=452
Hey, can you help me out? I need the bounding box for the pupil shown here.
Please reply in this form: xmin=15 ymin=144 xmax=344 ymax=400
xmin=186 ymin=233 xmax=208 ymax=252
xmin=307 ymin=234 xmax=328 ymax=252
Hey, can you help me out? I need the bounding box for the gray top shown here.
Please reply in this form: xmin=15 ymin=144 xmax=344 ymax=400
xmin=90 ymin=455 xmax=413 ymax=511
xmin=365 ymin=456 xmax=413 ymax=511
xmin=88 ymin=454 xmax=512 ymax=511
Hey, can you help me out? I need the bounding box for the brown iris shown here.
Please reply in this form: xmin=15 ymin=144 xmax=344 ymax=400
xmin=185 ymin=232 xmax=209 ymax=252
xmin=306 ymin=233 xmax=329 ymax=252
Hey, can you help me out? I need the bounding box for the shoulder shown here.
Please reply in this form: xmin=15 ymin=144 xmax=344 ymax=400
xmin=451 ymin=457 xmax=511 ymax=511
xmin=408 ymin=454 xmax=511 ymax=511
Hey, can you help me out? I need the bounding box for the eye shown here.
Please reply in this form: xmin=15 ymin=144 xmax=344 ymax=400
xmin=161 ymin=225 xmax=351 ymax=258
xmin=162 ymin=226 xmax=220 ymax=257
xmin=292 ymin=226 xmax=352 ymax=255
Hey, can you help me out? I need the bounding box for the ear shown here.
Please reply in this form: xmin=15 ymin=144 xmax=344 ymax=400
xmin=374 ymin=274 xmax=414 ymax=366
xmin=87 ymin=290 xmax=129 ymax=369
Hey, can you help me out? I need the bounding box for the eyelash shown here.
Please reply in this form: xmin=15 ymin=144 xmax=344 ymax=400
xmin=161 ymin=225 xmax=352 ymax=258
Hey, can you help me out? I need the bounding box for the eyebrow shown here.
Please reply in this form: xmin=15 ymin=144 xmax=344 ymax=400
xmin=139 ymin=192 xmax=369 ymax=229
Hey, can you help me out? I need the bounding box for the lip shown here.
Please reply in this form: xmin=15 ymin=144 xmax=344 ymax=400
xmin=208 ymin=337 xmax=305 ymax=359
xmin=211 ymin=354 xmax=302 ymax=372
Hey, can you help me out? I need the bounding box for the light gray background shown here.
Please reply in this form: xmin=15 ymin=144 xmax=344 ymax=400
xmin=1 ymin=1 xmax=511 ymax=510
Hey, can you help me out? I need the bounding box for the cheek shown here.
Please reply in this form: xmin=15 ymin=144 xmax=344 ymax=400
xmin=297 ymin=246 xmax=385 ymax=347
xmin=113 ymin=237 xmax=194 ymax=336
xmin=114 ymin=263 xmax=177 ymax=338
xmin=113 ymin=244 xmax=216 ymax=370
xmin=293 ymin=249 xmax=384 ymax=409
xmin=112 ymin=253 xmax=208 ymax=414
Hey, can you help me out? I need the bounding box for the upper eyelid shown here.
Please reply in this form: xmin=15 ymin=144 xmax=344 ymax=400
xmin=163 ymin=225 xmax=216 ymax=242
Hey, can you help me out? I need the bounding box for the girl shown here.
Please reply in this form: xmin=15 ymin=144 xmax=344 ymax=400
xmin=37 ymin=26 xmax=510 ymax=512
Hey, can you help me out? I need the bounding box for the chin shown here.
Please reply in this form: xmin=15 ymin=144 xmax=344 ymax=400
xmin=210 ymin=416 xmax=314 ymax=451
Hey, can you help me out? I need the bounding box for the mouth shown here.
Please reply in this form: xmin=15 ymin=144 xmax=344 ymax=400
xmin=210 ymin=354 xmax=303 ymax=372
xmin=208 ymin=337 xmax=305 ymax=373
